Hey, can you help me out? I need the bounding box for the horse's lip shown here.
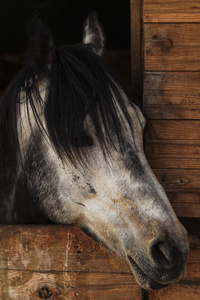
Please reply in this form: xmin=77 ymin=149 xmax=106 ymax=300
xmin=127 ymin=255 xmax=168 ymax=290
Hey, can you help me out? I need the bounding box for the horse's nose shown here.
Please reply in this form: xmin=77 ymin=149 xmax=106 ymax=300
xmin=149 ymin=238 xmax=189 ymax=275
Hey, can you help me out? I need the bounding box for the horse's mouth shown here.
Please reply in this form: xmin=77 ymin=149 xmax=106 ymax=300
xmin=127 ymin=255 xmax=169 ymax=290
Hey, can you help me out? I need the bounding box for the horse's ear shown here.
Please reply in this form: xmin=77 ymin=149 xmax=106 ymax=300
xmin=82 ymin=11 xmax=105 ymax=56
xmin=27 ymin=13 xmax=55 ymax=75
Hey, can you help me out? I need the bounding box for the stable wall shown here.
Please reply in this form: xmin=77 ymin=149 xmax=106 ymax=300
xmin=131 ymin=0 xmax=200 ymax=298
xmin=132 ymin=0 xmax=200 ymax=218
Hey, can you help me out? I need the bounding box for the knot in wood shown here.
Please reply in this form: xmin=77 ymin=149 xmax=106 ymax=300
xmin=38 ymin=286 xmax=53 ymax=299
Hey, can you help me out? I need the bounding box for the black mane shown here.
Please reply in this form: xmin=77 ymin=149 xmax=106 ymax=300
xmin=0 ymin=43 xmax=141 ymax=181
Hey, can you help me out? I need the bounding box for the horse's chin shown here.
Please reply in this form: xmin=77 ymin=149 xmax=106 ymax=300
xmin=127 ymin=256 xmax=173 ymax=290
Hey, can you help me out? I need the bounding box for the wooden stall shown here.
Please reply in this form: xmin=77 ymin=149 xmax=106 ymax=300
xmin=131 ymin=0 xmax=200 ymax=298
xmin=131 ymin=0 xmax=200 ymax=218
xmin=0 ymin=1 xmax=200 ymax=299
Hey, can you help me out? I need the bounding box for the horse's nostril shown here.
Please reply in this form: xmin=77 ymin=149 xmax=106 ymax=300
xmin=150 ymin=241 xmax=173 ymax=269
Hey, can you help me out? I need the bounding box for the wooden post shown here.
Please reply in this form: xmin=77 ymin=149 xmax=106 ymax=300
xmin=130 ymin=0 xmax=143 ymax=101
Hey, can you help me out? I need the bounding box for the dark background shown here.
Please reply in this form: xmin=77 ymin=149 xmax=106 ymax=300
xmin=0 ymin=0 xmax=131 ymax=91
xmin=0 ymin=0 xmax=130 ymax=53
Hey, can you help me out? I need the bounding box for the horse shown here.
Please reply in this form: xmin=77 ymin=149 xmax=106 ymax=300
xmin=0 ymin=12 xmax=189 ymax=290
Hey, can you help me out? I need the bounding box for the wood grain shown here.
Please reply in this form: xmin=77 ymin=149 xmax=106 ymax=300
xmin=144 ymin=24 xmax=200 ymax=71
xmin=153 ymin=169 xmax=200 ymax=190
xmin=147 ymin=155 xmax=200 ymax=169
xmin=0 ymin=226 xmax=141 ymax=299
xmin=143 ymin=72 xmax=200 ymax=105
xmin=143 ymin=0 xmax=200 ymax=23
xmin=172 ymin=202 xmax=200 ymax=217
xmin=0 ymin=271 xmax=140 ymax=300
xmin=144 ymin=105 xmax=200 ymax=119
xmin=143 ymin=0 xmax=200 ymax=12
xmin=0 ymin=225 xmax=199 ymax=299
xmin=145 ymin=140 xmax=200 ymax=156
xmin=145 ymin=120 xmax=200 ymax=140
xmin=153 ymin=170 xmax=200 ymax=217
xmin=168 ymin=193 xmax=200 ymax=217
xmin=149 ymin=284 xmax=200 ymax=300
xmin=0 ymin=226 xmax=130 ymax=274
xmin=168 ymin=192 xmax=200 ymax=205
xmin=131 ymin=0 xmax=143 ymax=99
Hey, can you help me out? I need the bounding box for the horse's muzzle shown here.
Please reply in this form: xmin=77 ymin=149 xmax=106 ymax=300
xmin=127 ymin=235 xmax=189 ymax=290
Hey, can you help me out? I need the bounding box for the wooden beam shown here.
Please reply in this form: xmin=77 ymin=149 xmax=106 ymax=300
xmin=153 ymin=169 xmax=200 ymax=190
xmin=143 ymin=72 xmax=200 ymax=105
xmin=143 ymin=0 xmax=200 ymax=23
xmin=0 ymin=226 xmax=199 ymax=298
xmin=145 ymin=120 xmax=200 ymax=140
xmin=131 ymin=0 xmax=143 ymax=100
xmin=144 ymin=24 xmax=200 ymax=71
xmin=0 ymin=225 xmax=141 ymax=299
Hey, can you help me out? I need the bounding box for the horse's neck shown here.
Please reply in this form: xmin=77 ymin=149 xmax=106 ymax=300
xmin=0 ymin=163 xmax=21 ymax=223
xmin=0 ymin=165 xmax=51 ymax=224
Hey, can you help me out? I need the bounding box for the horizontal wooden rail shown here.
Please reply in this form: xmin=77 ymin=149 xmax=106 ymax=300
xmin=0 ymin=225 xmax=200 ymax=299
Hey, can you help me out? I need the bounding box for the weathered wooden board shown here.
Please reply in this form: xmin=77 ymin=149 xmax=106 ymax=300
xmin=143 ymin=0 xmax=200 ymax=23
xmin=152 ymin=170 xmax=200 ymax=217
xmin=145 ymin=120 xmax=200 ymax=140
xmin=172 ymin=202 xmax=200 ymax=218
xmin=153 ymin=169 xmax=200 ymax=190
xmin=0 ymin=226 xmax=142 ymax=299
xmin=144 ymin=24 xmax=200 ymax=71
xmin=1 ymin=225 xmax=199 ymax=299
xmin=147 ymin=156 xmax=200 ymax=169
xmin=130 ymin=0 xmax=143 ymax=98
xmin=0 ymin=226 xmax=130 ymax=274
xmin=145 ymin=140 xmax=200 ymax=156
xmin=144 ymin=105 xmax=200 ymax=119
xmin=169 ymin=192 xmax=200 ymax=205
xmin=143 ymin=72 xmax=200 ymax=105
xmin=149 ymin=284 xmax=200 ymax=300
xmin=0 ymin=271 xmax=140 ymax=300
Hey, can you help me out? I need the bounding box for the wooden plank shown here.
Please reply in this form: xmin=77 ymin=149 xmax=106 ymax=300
xmin=153 ymin=173 xmax=200 ymax=217
xmin=144 ymin=105 xmax=200 ymax=119
xmin=143 ymin=0 xmax=200 ymax=23
xmin=168 ymin=192 xmax=200 ymax=217
xmin=0 ymin=226 xmax=130 ymax=274
xmin=153 ymin=169 xmax=200 ymax=190
xmin=168 ymin=192 xmax=200 ymax=205
xmin=0 ymin=271 xmax=140 ymax=300
xmin=166 ymin=192 xmax=200 ymax=217
xmin=144 ymin=90 xmax=200 ymax=106
xmin=143 ymin=0 xmax=200 ymax=12
xmin=0 ymin=226 xmax=199 ymax=298
xmin=149 ymin=283 xmax=200 ymax=300
xmin=147 ymin=156 xmax=200 ymax=169
xmin=144 ymin=24 xmax=200 ymax=71
xmin=0 ymin=226 xmax=141 ymax=299
xmin=130 ymin=0 xmax=143 ymax=100
xmin=144 ymin=13 xmax=200 ymax=24
xmin=145 ymin=120 xmax=200 ymax=140
xmin=145 ymin=140 xmax=200 ymax=156
xmin=172 ymin=202 xmax=200 ymax=217
xmin=143 ymin=72 xmax=200 ymax=105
